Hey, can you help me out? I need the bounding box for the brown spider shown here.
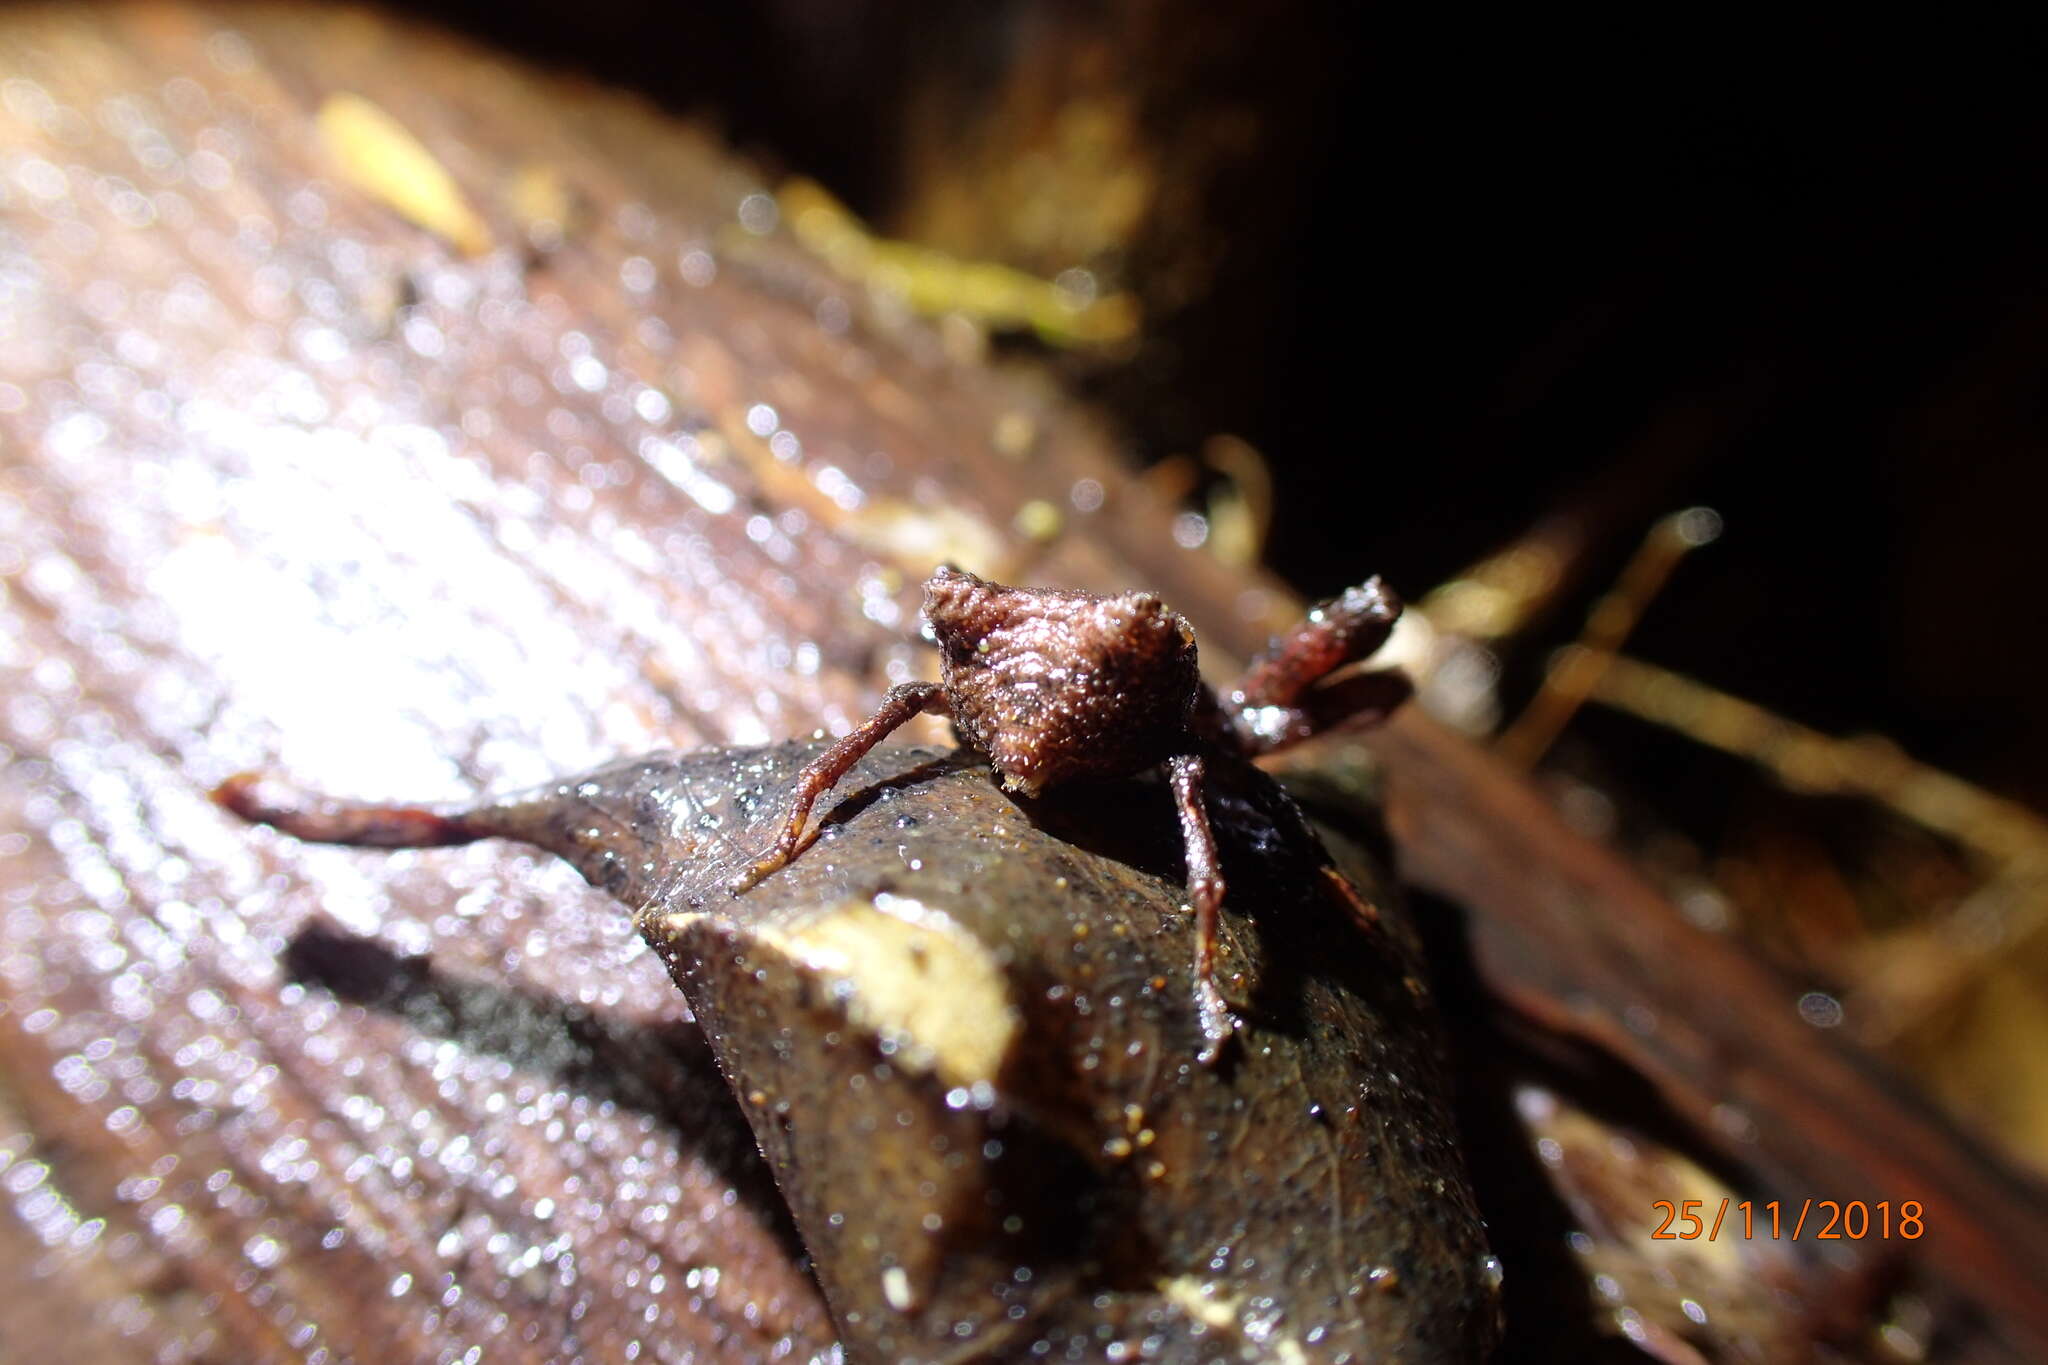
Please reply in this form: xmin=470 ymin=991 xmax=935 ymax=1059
xmin=730 ymin=564 xmax=1411 ymax=1063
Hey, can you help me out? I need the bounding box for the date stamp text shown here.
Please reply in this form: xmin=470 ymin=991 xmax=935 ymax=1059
xmin=1650 ymin=1199 xmax=1924 ymax=1241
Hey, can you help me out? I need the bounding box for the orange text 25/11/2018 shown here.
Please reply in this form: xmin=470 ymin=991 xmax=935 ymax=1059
xmin=1650 ymin=1199 xmax=1924 ymax=1241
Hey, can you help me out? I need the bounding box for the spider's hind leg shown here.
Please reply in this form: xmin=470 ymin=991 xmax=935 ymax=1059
xmin=1168 ymin=751 xmax=1238 ymax=1064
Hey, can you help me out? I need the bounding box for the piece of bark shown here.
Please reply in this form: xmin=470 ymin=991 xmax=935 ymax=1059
xmin=1 ymin=2 xmax=2042 ymax=1362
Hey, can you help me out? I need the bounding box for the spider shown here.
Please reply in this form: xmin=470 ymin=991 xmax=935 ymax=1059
xmin=730 ymin=564 xmax=1411 ymax=1063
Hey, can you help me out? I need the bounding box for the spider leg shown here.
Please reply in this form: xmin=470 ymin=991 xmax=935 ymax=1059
xmin=1168 ymin=751 xmax=1237 ymax=1064
xmin=1221 ymin=577 xmax=1407 ymax=756
xmin=728 ymin=681 xmax=948 ymax=893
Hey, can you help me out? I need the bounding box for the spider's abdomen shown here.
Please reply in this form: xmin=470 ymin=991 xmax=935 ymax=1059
xmin=923 ymin=567 xmax=1199 ymax=794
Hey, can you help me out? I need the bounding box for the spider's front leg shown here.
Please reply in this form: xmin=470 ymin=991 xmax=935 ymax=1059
xmin=728 ymin=681 xmax=948 ymax=893
xmin=1167 ymin=751 xmax=1238 ymax=1064
xmin=1220 ymin=577 xmax=1411 ymax=757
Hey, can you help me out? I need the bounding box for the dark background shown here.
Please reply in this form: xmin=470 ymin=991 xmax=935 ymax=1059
xmin=408 ymin=2 xmax=2048 ymax=824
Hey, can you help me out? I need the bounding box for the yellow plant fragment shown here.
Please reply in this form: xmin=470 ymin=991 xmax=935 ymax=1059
xmin=778 ymin=176 xmax=1139 ymax=348
xmin=318 ymin=93 xmax=492 ymax=256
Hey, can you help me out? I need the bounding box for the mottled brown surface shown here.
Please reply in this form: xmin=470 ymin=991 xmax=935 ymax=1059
xmin=4 ymin=2 xmax=2047 ymax=1363
xmin=924 ymin=568 xmax=1200 ymax=796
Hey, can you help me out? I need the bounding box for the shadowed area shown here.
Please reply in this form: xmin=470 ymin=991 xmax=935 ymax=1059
xmin=280 ymin=919 xmax=803 ymax=1263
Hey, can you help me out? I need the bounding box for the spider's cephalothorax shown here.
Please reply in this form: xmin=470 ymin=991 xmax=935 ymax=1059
xmin=732 ymin=564 xmax=1410 ymax=1062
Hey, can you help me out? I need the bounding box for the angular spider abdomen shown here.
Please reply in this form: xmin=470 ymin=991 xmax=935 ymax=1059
xmin=923 ymin=567 xmax=1200 ymax=795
